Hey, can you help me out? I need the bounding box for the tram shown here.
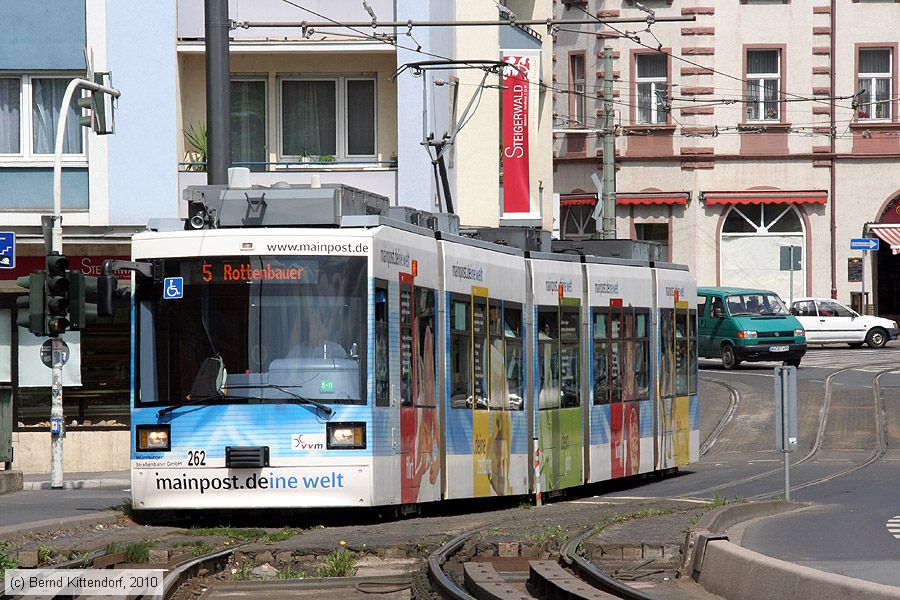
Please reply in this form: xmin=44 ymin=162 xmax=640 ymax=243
xmin=129 ymin=182 xmax=697 ymax=510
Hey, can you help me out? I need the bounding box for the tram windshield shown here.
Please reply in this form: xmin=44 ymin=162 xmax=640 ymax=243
xmin=136 ymin=255 xmax=367 ymax=407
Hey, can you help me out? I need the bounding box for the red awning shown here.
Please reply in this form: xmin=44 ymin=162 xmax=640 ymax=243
xmin=559 ymin=193 xmax=597 ymax=207
xmin=702 ymin=190 xmax=828 ymax=205
xmin=869 ymin=225 xmax=900 ymax=255
xmin=616 ymin=192 xmax=689 ymax=205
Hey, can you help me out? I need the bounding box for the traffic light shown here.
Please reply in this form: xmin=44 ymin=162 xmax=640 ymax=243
xmin=76 ymin=90 xmax=96 ymax=130
xmin=16 ymin=272 xmax=47 ymax=336
xmin=45 ymin=253 xmax=70 ymax=337
xmin=76 ymin=73 xmax=113 ymax=134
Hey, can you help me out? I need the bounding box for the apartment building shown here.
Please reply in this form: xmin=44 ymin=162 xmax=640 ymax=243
xmin=0 ymin=1 xmax=179 ymax=472
xmin=553 ymin=0 xmax=900 ymax=318
xmin=1 ymin=0 xmax=554 ymax=473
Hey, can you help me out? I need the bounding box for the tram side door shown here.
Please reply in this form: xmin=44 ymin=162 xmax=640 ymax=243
xmin=471 ymin=287 xmax=492 ymax=496
xmin=537 ymin=305 xmax=561 ymax=491
xmin=399 ymin=274 xmax=418 ymax=503
xmin=673 ymin=300 xmax=692 ymax=467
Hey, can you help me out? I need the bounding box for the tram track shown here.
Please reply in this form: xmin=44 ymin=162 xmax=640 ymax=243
xmin=689 ymin=361 xmax=899 ymax=501
xmin=424 ymin=526 xmax=672 ymax=600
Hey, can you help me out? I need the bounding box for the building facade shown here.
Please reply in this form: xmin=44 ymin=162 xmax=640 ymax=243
xmin=553 ymin=0 xmax=900 ymax=319
xmin=2 ymin=0 xmax=555 ymax=473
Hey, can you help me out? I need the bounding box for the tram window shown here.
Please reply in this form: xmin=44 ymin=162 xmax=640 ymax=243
xmin=622 ymin=310 xmax=650 ymax=402
xmin=503 ymin=304 xmax=524 ymax=411
xmin=675 ymin=310 xmax=689 ymax=396
xmin=537 ymin=308 xmax=560 ymax=409
xmin=399 ymin=284 xmax=413 ymax=406
xmin=414 ymin=287 xmax=437 ymax=407
xmin=659 ymin=309 xmax=676 ymax=398
xmin=592 ymin=309 xmax=610 ymax=405
xmin=374 ymin=283 xmax=389 ymax=406
xmin=472 ymin=298 xmax=488 ymax=409
xmin=450 ymin=297 xmax=472 ymax=409
xmin=560 ymin=306 xmax=581 ymax=408
xmin=689 ymin=309 xmax=698 ymax=395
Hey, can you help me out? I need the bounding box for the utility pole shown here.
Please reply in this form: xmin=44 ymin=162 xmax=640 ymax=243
xmin=601 ymin=47 xmax=616 ymax=239
xmin=205 ymin=0 xmax=231 ymax=184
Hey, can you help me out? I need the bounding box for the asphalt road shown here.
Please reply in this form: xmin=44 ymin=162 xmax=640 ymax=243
xmin=0 ymin=487 xmax=128 ymax=528
xmin=612 ymin=345 xmax=900 ymax=588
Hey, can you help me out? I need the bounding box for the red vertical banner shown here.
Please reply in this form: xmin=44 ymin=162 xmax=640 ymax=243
xmin=502 ymin=55 xmax=531 ymax=214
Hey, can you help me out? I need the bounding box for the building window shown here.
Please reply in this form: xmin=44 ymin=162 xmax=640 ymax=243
xmin=858 ymin=48 xmax=892 ymax=120
xmin=570 ymin=54 xmax=586 ymax=127
xmin=720 ymin=204 xmax=805 ymax=299
xmin=0 ymin=75 xmax=84 ymax=158
xmin=746 ymin=49 xmax=780 ymax=121
xmin=280 ymin=76 xmax=376 ymax=160
xmin=636 ymin=54 xmax=668 ymax=124
xmin=231 ymin=79 xmax=267 ymax=171
xmin=634 ymin=222 xmax=669 ymax=261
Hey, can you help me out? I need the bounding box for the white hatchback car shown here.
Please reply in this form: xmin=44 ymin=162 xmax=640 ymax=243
xmin=790 ymin=297 xmax=899 ymax=348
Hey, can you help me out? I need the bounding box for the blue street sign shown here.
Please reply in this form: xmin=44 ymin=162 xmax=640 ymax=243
xmin=0 ymin=232 xmax=14 ymax=269
xmin=163 ymin=276 xmax=184 ymax=300
xmin=850 ymin=238 xmax=879 ymax=251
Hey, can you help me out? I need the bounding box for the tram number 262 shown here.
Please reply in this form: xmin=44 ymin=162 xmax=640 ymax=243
xmin=187 ymin=450 xmax=207 ymax=466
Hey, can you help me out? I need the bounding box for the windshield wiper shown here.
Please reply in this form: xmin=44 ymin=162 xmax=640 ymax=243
xmin=157 ymin=384 xmax=334 ymax=418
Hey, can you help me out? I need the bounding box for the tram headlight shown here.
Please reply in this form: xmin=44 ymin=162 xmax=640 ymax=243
xmin=136 ymin=424 xmax=171 ymax=452
xmin=326 ymin=422 xmax=366 ymax=449
xmin=737 ymin=330 xmax=757 ymax=339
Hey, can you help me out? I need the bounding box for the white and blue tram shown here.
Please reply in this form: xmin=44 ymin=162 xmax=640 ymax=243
xmin=129 ymin=184 xmax=697 ymax=510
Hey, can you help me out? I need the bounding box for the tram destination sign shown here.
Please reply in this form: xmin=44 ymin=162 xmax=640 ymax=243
xmin=850 ymin=238 xmax=879 ymax=251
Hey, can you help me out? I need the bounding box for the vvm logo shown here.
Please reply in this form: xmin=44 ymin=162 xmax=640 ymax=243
xmin=291 ymin=433 xmax=325 ymax=451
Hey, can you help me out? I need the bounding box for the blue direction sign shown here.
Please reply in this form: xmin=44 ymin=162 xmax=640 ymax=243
xmin=0 ymin=232 xmax=14 ymax=269
xmin=850 ymin=238 xmax=879 ymax=251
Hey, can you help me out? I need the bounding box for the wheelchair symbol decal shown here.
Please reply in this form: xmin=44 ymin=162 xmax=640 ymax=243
xmin=163 ymin=277 xmax=184 ymax=300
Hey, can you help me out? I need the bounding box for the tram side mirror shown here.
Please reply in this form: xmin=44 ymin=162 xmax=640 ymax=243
xmin=189 ymin=356 xmax=227 ymax=399
xmin=349 ymin=343 xmax=359 ymax=360
xmin=97 ymin=274 xmax=117 ymax=317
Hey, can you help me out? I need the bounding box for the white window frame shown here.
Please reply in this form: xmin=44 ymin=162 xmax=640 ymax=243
xmin=570 ymin=54 xmax=586 ymax=127
xmin=635 ymin=55 xmax=667 ymax=125
xmin=278 ymin=75 xmax=378 ymax=162
xmin=746 ymin=50 xmax=781 ymax=122
xmin=0 ymin=73 xmax=87 ymax=164
xmin=858 ymin=48 xmax=892 ymax=121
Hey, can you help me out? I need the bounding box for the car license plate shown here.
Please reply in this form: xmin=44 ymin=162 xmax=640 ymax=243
xmin=770 ymin=345 xmax=789 ymax=352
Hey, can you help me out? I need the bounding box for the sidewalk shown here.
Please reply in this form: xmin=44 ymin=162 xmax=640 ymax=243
xmin=22 ymin=470 xmax=130 ymax=490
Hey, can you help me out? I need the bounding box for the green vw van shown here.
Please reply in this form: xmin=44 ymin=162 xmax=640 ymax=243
xmin=697 ymin=287 xmax=807 ymax=369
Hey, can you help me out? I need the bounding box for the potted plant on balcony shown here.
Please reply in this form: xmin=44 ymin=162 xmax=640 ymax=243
xmin=183 ymin=123 xmax=208 ymax=172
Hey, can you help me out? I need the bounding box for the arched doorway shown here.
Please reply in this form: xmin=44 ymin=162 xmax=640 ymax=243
xmin=720 ymin=203 xmax=806 ymax=300
xmin=875 ymin=193 xmax=900 ymax=321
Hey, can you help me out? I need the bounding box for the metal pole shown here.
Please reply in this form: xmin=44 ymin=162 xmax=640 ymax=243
xmin=781 ymin=367 xmax=790 ymax=501
xmin=205 ymin=0 xmax=231 ymax=185
xmin=861 ymin=249 xmax=867 ymax=315
xmin=50 ymin=77 xmax=119 ymax=490
xmin=601 ymin=48 xmax=616 ymax=239
xmin=789 ymin=246 xmax=794 ymax=306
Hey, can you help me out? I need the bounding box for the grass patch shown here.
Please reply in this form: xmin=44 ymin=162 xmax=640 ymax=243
xmin=229 ymin=561 xmax=252 ymax=581
xmin=105 ymin=543 xmax=123 ymax=555
xmin=0 ymin=541 xmax=19 ymax=580
xmin=187 ymin=526 xmax=302 ymax=543
xmin=38 ymin=544 xmax=54 ymax=565
xmin=316 ymin=548 xmax=357 ymax=577
xmin=174 ymin=540 xmax=213 ymax=557
xmin=529 ymin=524 xmax=569 ymax=548
xmin=277 ymin=565 xmax=307 ymax=579
xmin=124 ymin=540 xmax=153 ymax=564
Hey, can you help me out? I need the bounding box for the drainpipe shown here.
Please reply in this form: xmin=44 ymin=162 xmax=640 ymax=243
xmin=205 ymin=0 xmax=231 ymax=185
xmin=829 ymin=0 xmax=837 ymax=299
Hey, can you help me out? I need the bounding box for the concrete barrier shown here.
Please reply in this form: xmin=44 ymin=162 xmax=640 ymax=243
xmin=697 ymin=539 xmax=900 ymax=600
xmin=687 ymin=501 xmax=900 ymax=600
xmin=0 ymin=469 xmax=22 ymax=495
